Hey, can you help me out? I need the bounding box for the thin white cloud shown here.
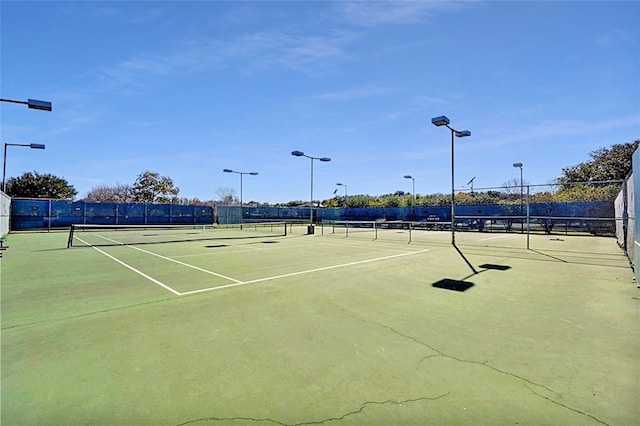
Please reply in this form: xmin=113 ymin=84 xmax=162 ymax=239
xmin=407 ymin=113 xmax=640 ymax=161
xmin=509 ymin=114 xmax=639 ymax=141
xmin=333 ymin=0 xmax=463 ymax=27
xmin=595 ymin=29 xmax=634 ymax=48
xmin=62 ymin=3 xmax=166 ymax=25
xmin=313 ymin=86 xmax=399 ymax=101
xmin=92 ymin=30 xmax=353 ymax=92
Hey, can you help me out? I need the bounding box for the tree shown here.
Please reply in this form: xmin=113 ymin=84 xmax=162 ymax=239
xmin=175 ymin=197 xmax=201 ymax=205
xmin=215 ymin=187 xmax=238 ymax=205
xmin=5 ymin=171 xmax=77 ymax=199
xmin=501 ymin=177 xmax=530 ymax=198
xmin=85 ymin=183 xmax=131 ymax=202
xmin=130 ymin=171 xmax=179 ymax=203
xmin=558 ymin=140 xmax=639 ymax=184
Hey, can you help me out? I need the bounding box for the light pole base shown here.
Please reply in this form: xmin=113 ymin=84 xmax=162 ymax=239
xmin=307 ymin=225 xmax=315 ymax=235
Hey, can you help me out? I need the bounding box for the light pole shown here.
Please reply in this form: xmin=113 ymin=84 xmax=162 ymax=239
xmin=336 ymin=182 xmax=348 ymax=207
xmin=431 ymin=115 xmax=471 ymax=245
xmin=3 ymin=143 xmax=46 ymax=192
xmin=513 ymin=162 xmax=523 ymax=232
xmin=223 ymin=169 xmax=258 ymax=225
xmin=1 ymin=98 xmax=52 ymax=111
xmin=404 ymin=175 xmax=415 ymax=220
xmin=292 ymin=150 xmax=331 ymax=234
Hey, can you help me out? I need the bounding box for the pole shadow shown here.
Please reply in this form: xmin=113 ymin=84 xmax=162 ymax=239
xmin=453 ymin=243 xmax=478 ymax=275
xmin=431 ymin=246 xmax=512 ymax=293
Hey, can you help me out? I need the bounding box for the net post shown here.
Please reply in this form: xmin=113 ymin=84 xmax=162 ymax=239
xmin=284 ymin=221 xmax=288 ymax=236
xmin=67 ymin=224 xmax=75 ymax=248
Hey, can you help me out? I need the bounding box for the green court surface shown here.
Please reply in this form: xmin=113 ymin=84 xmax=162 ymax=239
xmin=1 ymin=226 xmax=638 ymax=425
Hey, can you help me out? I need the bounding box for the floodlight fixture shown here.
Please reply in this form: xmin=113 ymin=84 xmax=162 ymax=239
xmin=431 ymin=115 xmax=450 ymax=126
xmin=27 ymin=99 xmax=53 ymax=111
xmin=1 ymin=97 xmax=52 ymax=111
xmin=291 ymin=150 xmax=304 ymax=157
xmin=513 ymin=162 xmax=523 ymax=168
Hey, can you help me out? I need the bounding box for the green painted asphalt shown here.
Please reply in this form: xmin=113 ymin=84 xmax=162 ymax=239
xmin=1 ymin=229 xmax=637 ymax=425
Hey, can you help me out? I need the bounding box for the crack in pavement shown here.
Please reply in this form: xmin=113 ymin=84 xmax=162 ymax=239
xmin=176 ymin=392 xmax=451 ymax=425
xmin=342 ymin=308 xmax=612 ymax=425
xmin=524 ymin=385 xmax=609 ymax=426
xmin=341 ymin=309 xmax=558 ymax=395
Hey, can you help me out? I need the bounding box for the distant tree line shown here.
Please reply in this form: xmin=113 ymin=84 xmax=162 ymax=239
xmin=4 ymin=140 xmax=638 ymax=205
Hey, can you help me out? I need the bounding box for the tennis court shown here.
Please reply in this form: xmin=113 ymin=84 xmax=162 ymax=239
xmin=1 ymin=225 xmax=638 ymax=425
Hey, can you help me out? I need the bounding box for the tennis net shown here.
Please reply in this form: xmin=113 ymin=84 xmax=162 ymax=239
xmin=322 ymin=220 xmax=445 ymax=243
xmin=67 ymin=222 xmax=288 ymax=248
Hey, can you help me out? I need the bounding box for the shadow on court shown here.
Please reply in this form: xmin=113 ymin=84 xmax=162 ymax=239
xmin=431 ymin=245 xmax=512 ymax=292
xmin=432 ymin=278 xmax=475 ymax=292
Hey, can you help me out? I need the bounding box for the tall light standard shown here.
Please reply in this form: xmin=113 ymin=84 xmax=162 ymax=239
xmin=1 ymin=98 xmax=52 ymax=111
xmin=513 ymin=162 xmax=524 ymax=232
xmin=223 ymin=168 xmax=258 ymax=225
xmin=431 ymin=115 xmax=471 ymax=245
xmin=336 ymin=182 xmax=348 ymax=207
xmin=291 ymin=150 xmax=331 ymax=234
xmin=3 ymin=143 xmax=46 ymax=192
xmin=404 ymin=175 xmax=415 ymax=220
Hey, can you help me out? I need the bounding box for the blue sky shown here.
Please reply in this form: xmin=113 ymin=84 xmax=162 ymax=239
xmin=1 ymin=1 xmax=638 ymax=204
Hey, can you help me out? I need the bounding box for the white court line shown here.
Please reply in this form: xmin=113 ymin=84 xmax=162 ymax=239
xmin=126 ymin=245 xmax=242 ymax=283
xmin=93 ymin=234 xmax=242 ymax=283
xmin=314 ymin=239 xmax=415 ymax=254
xmin=170 ymin=248 xmax=255 ymax=259
xmin=75 ymin=236 xmax=181 ymax=296
xmin=77 ymin=235 xmax=428 ymax=297
xmin=478 ymin=234 xmax=517 ymax=241
xmin=179 ymin=248 xmax=430 ymax=296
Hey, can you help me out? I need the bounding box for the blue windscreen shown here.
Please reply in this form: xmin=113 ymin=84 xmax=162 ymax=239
xmin=10 ymin=199 xmax=214 ymax=230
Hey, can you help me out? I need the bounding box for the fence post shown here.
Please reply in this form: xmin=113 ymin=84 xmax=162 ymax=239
xmin=526 ymin=185 xmax=530 ymax=250
xmin=622 ymin=178 xmax=629 ymax=254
